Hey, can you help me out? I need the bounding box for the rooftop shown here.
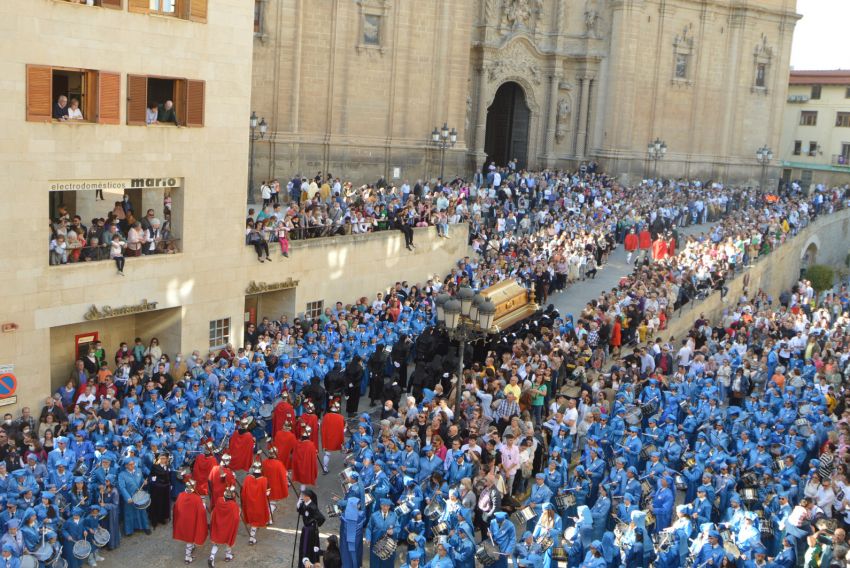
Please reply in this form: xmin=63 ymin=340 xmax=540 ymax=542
xmin=790 ymin=70 xmax=850 ymax=86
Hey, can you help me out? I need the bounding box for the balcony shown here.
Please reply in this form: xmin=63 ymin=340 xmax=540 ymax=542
xmin=831 ymin=154 xmax=850 ymax=167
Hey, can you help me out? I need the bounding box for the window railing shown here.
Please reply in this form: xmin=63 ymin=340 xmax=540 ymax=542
xmin=49 ymin=237 xmax=180 ymax=266
xmin=831 ymin=154 xmax=850 ymax=167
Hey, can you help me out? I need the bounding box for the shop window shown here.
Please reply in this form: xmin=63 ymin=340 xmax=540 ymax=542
xmin=127 ymin=0 xmax=206 ymax=22
xmin=126 ymin=75 xmax=205 ymax=127
xmin=48 ymin=180 xmax=182 ymax=266
xmin=209 ymin=318 xmax=231 ymax=349
xmin=26 ymin=65 xmax=120 ymax=124
xmin=800 ymin=111 xmax=817 ymax=126
xmin=305 ymin=301 xmax=324 ymax=320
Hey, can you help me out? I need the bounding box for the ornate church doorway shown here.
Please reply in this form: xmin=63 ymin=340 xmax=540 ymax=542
xmin=484 ymin=82 xmax=530 ymax=169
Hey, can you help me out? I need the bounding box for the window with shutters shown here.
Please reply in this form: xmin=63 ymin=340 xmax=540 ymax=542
xmin=128 ymin=0 xmax=207 ymax=22
xmin=126 ymin=75 xmax=204 ymax=127
xmin=800 ymin=111 xmax=818 ymax=127
xmin=26 ymin=65 xmax=121 ymax=124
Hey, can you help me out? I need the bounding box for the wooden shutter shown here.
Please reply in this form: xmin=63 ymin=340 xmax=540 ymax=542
xmin=26 ymin=65 xmax=53 ymax=123
xmin=185 ymin=80 xmax=205 ymax=127
xmin=188 ymin=0 xmax=208 ymax=23
xmin=97 ymin=71 xmax=120 ymax=124
xmin=126 ymin=74 xmax=148 ymax=126
xmin=128 ymin=0 xmax=148 ymax=14
xmin=101 ymin=0 xmax=122 ymax=8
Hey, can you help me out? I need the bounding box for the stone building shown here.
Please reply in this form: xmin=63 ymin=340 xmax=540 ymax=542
xmin=251 ymin=0 xmax=799 ymax=184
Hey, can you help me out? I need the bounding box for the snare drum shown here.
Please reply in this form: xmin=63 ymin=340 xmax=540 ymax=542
xmin=395 ymin=501 xmax=412 ymax=517
xmin=132 ymin=489 xmax=151 ymax=509
xmin=364 ymin=493 xmax=374 ymax=508
xmin=259 ymin=404 xmax=273 ymax=419
xmin=20 ymin=556 xmax=38 ymax=568
xmin=640 ymin=444 xmax=657 ymax=460
xmin=514 ymin=506 xmax=537 ymax=523
xmin=73 ymin=540 xmax=92 ymax=560
xmin=555 ymin=492 xmax=576 ymax=509
xmin=563 ymin=526 xmax=577 ymax=545
xmin=326 ymin=503 xmax=343 ymax=518
xmin=474 ymin=542 xmax=500 ymax=567
xmin=674 ymin=474 xmax=687 ymax=491
xmin=552 ymin=546 xmax=567 ymax=561
xmin=433 ymin=521 xmax=449 ymax=535
xmin=760 ymin=522 xmax=774 ymax=537
xmin=536 ymin=535 xmax=554 ymax=552
xmin=34 ymin=543 xmax=53 ymax=562
xmin=741 ymin=488 xmax=758 ymax=503
xmin=374 ymin=535 xmax=398 ymax=560
xmin=624 ymin=406 xmax=642 ymax=425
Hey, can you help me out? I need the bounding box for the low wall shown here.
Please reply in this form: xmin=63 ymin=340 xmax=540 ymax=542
xmin=660 ymin=208 xmax=850 ymax=342
xmin=242 ymin=224 xmax=471 ymax=316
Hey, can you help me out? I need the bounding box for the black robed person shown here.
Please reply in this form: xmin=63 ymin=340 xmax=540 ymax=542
xmin=296 ymin=489 xmax=325 ymax=565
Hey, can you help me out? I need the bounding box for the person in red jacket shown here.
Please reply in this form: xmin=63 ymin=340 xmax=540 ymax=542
xmin=638 ymin=227 xmax=652 ymax=256
xmin=262 ymin=446 xmax=288 ymax=517
xmin=192 ymin=443 xmax=217 ymax=497
xmin=273 ymin=421 xmax=297 ymax=470
xmin=624 ymin=228 xmax=638 ymax=264
xmin=207 ymin=454 xmax=236 ymax=511
xmin=667 ymin=232 xmax=677 ymax=257
xmin=208 ymin=485 xmax=239 ymax=567
xmin=291 ymin=425 xmax=318 ymax=490
xmin=271 ymin=392 xmax=295 ymax=434
xmin=172 ymin=479 xmax=208 ymax=564
xmin=320 ymin=399 xmax=345 ymax=474
xmin=241 ymin=461 xmax=271 ymax=545
xmin=651 ymin=237 xmax=668 ymax=262
xmin=227 ymin=419 xmax=255 ymax=472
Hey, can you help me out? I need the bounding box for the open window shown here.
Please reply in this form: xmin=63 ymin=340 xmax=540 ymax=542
xmin=26 ymin=65 xmax=120 ymax=124
xmin=127 ymin=0 xmax=207 ymax=22
xmin=126 ymin=75 xmax=204 ymax=127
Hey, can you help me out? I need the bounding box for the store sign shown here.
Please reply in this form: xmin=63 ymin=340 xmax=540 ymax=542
xmin=84 ymin=299 xmax=160 ymax=321
xmin=49 ymin=178 xmax=182 ymax=192
xmin=245 ymin=279 xmax=300 ymax=295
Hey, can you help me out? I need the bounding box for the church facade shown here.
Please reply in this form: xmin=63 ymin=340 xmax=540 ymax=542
xmin=251 ymin=0 xmax=798 ymax=184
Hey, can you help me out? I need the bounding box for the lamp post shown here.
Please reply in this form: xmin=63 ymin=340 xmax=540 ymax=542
xmin=756 ymin=145 xmax=773 ymax=191
xmin=248 ymin=111 xmax=268 ymax=203
xmin=430 ymin=123 xmax=457 ymax=181
xmin=646 ymin=137 xmax=667 ymax=180
xmin=434 ymin=286 xmax=497 ymax=422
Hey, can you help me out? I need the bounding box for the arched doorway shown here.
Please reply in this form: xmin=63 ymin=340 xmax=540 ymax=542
xmin=484 ymin=82 xmax=530 ymax=169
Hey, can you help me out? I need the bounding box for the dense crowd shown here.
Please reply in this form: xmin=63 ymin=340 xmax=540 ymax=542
xmin=17 ymin=167 xmax=850 ymax=568
xmin=48 ymin=195 xmax=177 ymax=274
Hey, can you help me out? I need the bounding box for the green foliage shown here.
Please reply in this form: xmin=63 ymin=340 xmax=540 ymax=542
xmin=805 ymin=264 xmax=835 ymax=293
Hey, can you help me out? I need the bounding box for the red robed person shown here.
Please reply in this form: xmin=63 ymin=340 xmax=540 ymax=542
xmin=651 ymin=237 xmax=668 ymax=261
xmin=272 ymin=390 xmax=296 ymax=434
xmin=209 ymin=485 xmax=240 ymax=564
xmin=262 ymin=446 xmax=289 ymax=506
xmin=172 ymin=479 xmax=208 ymax=562
xmin=227 ymin=418 xmax=255 ymax=472
xmin=273 ymin=422 xmax=298 ymax=470
xmin=297 ymin=402 xmax=320 ymax=448
xmin=192 ymin=442 xmax=218 ymax=496
xmin=624 ymin=228 xmax=638 ymax=253
xmin=241 ymin=461 xmax=271 ymax=545
xmin=638 ymin=228 xmax=652 ymax=251
xmin=291 ymin=424 xmax=318 ymax=488
xmin=321 ymin=399 xmax=345 ymax=452
xmin=208 ymin=453 xmax=236 ymax=510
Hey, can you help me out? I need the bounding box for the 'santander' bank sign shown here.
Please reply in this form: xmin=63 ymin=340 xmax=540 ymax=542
xmin=49 ymin=178 xmax=182 ymax=192
xmin=84 ymin=299 xmax=160 ymax=321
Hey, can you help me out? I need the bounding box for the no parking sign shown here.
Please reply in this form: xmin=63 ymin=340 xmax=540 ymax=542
xmin=0 ymin=365 xmax=16 ymax=399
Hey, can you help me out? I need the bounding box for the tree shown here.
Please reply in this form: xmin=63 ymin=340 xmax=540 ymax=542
xmin=805 ymin=264 xmax=835 ymax=295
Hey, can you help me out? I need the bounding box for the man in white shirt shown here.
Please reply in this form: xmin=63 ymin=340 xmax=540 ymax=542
xmin=817 ymin=479 xmax=837 ymax=518
xmin=563 ymin=399 xmax=578 ymax=437
xmin=676 ymin=340 xmax=693 ymax=369
xmin=496 ymin=434 xmax=520 ymax=496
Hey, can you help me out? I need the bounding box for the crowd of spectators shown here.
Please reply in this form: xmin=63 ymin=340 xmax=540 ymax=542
xmin=48 ymin=195 xmax=177 ymax=273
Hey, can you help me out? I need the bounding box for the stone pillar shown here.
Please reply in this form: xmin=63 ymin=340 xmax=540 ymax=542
xmin=472 ymin=65 xmax=489 ymax=167
xmin=544 ymin=73 xmax=560 ymax=167
xmin=576 ymin=76 xmax=592 ymax=158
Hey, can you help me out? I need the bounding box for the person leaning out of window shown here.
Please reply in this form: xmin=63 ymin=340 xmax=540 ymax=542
xmin=157 ymin=99 xmax=179 ymax=126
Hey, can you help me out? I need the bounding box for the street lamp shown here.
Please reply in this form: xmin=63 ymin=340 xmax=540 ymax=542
xmin=434 ymin=286 xmax=498 ymax=422
xmin=248 ymin=111 xmax=268 ymax=202
xmin=756 ymin=145 xmax=773 ymax=191
xmin=429 ymin=122 xmax=457 ymax=181
xmin=646 ymin=137 xmax=667 ymax=180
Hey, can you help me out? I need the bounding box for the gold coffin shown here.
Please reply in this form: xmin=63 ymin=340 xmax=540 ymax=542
xmin=479 ymin=279 xmax=539 ymax=332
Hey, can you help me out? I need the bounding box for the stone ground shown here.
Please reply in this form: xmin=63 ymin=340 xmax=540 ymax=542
xmin=99 ymin=220 xmax=719 ymax=567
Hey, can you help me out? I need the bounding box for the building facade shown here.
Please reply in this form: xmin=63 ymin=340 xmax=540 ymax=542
xmin=779 ymin=70 xmax=850 ymax=188
xmin=0 ymin=0 xmax=476 ymax=412
xmin=251 ymin=0 xmax=799 ymax=184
